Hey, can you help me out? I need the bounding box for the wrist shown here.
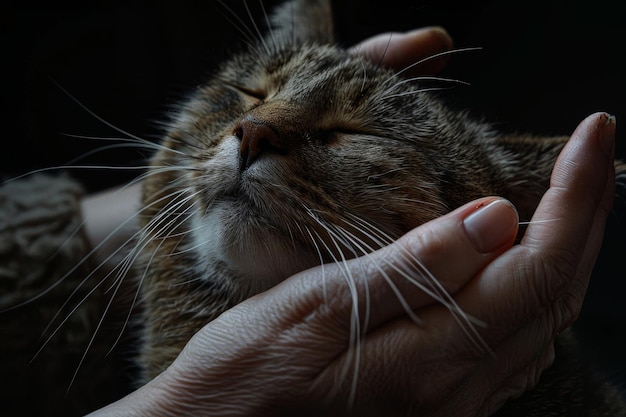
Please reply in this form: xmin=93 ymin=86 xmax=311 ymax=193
xmin=86 ymin=373 xmax=184 ymax=417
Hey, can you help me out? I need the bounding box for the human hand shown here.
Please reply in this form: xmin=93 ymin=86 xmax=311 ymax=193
xmin=117 ymin=115 xmax=613 ymax=417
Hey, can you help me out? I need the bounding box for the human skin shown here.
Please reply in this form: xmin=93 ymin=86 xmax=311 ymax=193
xmin=84 ymin=28 xmax=616 ymax=416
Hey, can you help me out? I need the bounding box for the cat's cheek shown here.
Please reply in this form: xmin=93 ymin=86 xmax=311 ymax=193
xmin=192 ymin=135 xmax=240 ymax=204
xmin=198 ymin=135 xmax=240 ymax=176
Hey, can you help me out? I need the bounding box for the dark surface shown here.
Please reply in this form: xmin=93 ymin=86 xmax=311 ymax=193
xmin=2 ymin=0 xmax=625 ymax=413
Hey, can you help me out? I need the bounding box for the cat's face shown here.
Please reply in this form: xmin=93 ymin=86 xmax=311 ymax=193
xmin=146 ymin=36 xmax=488 ymax=292
xmin=140 ymin=0 xmax=516 ymax=297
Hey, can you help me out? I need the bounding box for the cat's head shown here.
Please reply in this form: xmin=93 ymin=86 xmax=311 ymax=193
xmin=141 ymin=0 xmax=538 ymax=295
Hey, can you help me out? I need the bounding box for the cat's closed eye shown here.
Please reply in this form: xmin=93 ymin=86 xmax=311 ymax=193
xmin=223 ymin=81 xmax=267 ymax=103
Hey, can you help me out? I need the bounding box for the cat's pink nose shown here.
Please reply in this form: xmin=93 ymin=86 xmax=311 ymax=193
xmin=236 ymin=115 xmax=286 ymax=169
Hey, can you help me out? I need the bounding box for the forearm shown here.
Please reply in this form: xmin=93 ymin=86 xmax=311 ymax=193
xmin=80 ymin=181 xmax=142 ymax=273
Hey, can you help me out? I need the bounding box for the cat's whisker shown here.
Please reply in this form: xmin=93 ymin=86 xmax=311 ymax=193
xmin=152 ymin=219 xmax=196 ymax=242
xmin=143 ymin=191 xmax=198 ymax=238
xmin=30 ymin=95 xmax=200 ymax=175
xmin=381 ymin=76 xmax=470 ymax=98
xmin=303 ymin=223 xmax=328 ymax=303
xmin=381 ymin=87 xmax=455 ymax=101
xmin=242 ymin=0 xmax=272 ymax=55
xmin=60 ymin=132 xmax=186 ymax=156
xmin=131 ymin=166 xmax=199 ymax=187
xmin=161 ymin=217 xmax=216 ymax=257
xmin=387 ymin=46 xmax=483 ymax=85
xmin=339 ymin=212 xmax=489 ymax=353
xmin=30 ymin=269 xmax=110 ymax=365
xmin=42 ymin=174 xmax=181 ymax=282
xmin=63 ymin=142 xmax=163 ymax=161
xmin=518 ymin=218 xmax=561 ymax=226
xmin=17 ymin=164 xmax=196 ymax=187
xmin=279 ymin=0 xmax=297 ymax=47
xmin=108 ymin=206 xmax=196 ymax=355
xmin=332 ymin=219 xmax=421 ymax=326
xmin=46 ymin=188 xmax=180 ymax=306
xmin=358 ymin=57 xmax=368 ymax=95
xmin=28 ymin=186 xmax=191 ymax=364
xmin=258 ymin=0 xmax=278 ymax=54
xmin=304 ymin=207 xmax=435 ymax=408
xmin=100 ymin=187 xmax=202 ymax=358
xmin=394 ymin=75 xmax=471 ymax=87
xmin=3 ymin=165 xmax=152 ymax=184
xmin=56 ymin=145 xmax=158 ymax=171
xmin=301 ymin=212 xmax=360 ymax=367
xmin=61 ymin=126 xmax=170 ymax=146
xmin=34 ymin=247 xmax=141 ymax=389
xmin=343 ymin=213 xmax=395 ymax=248
xmin=327 ymin=220 xmax=476 ymax=409
xmin=309 ymin=222 xmax=363 ymax=407
xmin=390 ymin=243 xmax=491 ymax=353
xmin=374 ymin=33 xmax=394 ymax=75
xmin=48 ymin=77 xmax=158 ymax=148
xmin=365 ymin=167 xmax=406 ymax=181
xmin=66 ymin=261 xmax=131 ymax=395
xmin=215 ymin=0 xmax=264 ymax=56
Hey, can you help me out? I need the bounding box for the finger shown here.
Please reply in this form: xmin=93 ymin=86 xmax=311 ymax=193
xmin=523 ymin=112 xmax=615 ymax=281
xmin=551 ymin=120 xmax=617 ymax=332
xmin=266 ymin=196 xmax=518 ymax=338
xmin=521 ymin=112 xmax=616 ymax=304
xmin=454 ymin=113 xmax=616 ymax=338
xmin=350 ymin=27 xmax=453 ymax=75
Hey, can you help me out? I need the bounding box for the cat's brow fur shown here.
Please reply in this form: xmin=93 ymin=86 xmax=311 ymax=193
xmin=133 ymin=0 xmax=626 ymax=415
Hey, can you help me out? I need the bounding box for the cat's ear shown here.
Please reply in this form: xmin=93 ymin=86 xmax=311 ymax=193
xmin=269 ymin=0 xmax=334 ymax=46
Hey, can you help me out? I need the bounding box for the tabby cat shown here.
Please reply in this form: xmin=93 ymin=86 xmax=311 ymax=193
xmin=120 ymin=0 xmax=626 ymax=415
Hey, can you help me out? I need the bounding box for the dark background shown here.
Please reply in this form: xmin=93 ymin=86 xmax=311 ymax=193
xmin=2 ymin=0 xmax=625 ymax=412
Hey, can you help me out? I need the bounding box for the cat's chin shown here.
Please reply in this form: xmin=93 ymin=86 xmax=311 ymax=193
xmin=225 ymin=237 xmax=320 ymax=294
xmin=190 ymin=202 xmax=320 ymax=294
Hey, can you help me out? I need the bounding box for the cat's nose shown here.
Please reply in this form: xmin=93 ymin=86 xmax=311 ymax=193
xmin=236 ymin=115 xmax=286 ymax=170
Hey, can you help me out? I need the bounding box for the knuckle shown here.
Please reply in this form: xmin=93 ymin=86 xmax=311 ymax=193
xmin=400 ymin=225 xmax=449 ymax=263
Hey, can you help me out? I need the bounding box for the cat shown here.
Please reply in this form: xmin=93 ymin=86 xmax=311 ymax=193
xmin=129 ymin=0 xmax=626 ymax=415
xmin=1 ymin=0 xmax=624 ymax=416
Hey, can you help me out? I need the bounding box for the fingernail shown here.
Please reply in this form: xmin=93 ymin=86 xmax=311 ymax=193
xmin=463 ymin=199 xmax=519 ymax=253
xmin=599 ymin=113 xmax=616 ymax=157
